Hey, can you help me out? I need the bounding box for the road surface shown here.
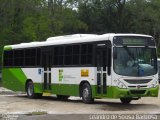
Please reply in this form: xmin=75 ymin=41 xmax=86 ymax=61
xmin=0 ymin=87 xmax=160 ymax=120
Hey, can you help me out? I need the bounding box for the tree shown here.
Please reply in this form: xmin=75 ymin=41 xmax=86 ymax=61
xmin=0 ymin=0 xmax=160 ymax=63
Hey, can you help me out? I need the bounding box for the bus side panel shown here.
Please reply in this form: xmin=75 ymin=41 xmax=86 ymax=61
xmin=2 ymin=68 xmax=27 ymax=92
xmin=50 ymin=67 xmax=95 ymax=96
xmin=22 ymin=68 xmax=43 ymax=94
xmin=51 ymin=84 xmax=79 ymax=96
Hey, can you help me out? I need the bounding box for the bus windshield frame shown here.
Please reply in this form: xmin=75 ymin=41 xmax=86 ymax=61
xmin=113 ymin=36 xmax=158 ymax=77
xmin=113 ymin=47 xmax=157 ymax=77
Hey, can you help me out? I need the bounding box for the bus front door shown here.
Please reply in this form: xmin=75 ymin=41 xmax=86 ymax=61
xmin=42 ymin=52 xmax=52 ymax=91
xmin=96 ymin=48 xmax=107 ymax=95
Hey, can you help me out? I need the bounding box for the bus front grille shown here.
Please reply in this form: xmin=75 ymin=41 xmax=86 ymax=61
xmin=128 ymin=85 xmax=147 ymax=88
xmin=124 ymin=79 xmax=152 ymax=84
xmin=130 ymin=90 xmax=146 ymax=95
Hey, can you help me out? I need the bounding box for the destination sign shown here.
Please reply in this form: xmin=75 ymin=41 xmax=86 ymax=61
xmin=123 ymin=38 xmax=145 ymax=45
xmin=113 ymin=36 xmax=155 ymax=46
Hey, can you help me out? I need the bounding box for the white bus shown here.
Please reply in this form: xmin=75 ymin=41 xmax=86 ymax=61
xmin=2 ymin=33 xmax=159 ymax=104
xmin=158 ymin=58 xmax=160 ymax=80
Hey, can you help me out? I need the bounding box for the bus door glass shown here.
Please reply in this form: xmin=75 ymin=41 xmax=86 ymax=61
xmin=96 ymin=46 xmax=107 ymax=95
xmin=42 ymin=50 xmax=52 ymax=90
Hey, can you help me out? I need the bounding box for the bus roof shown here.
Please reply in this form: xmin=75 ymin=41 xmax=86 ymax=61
xmin=4 ymin=33 xmax=152 ymax=50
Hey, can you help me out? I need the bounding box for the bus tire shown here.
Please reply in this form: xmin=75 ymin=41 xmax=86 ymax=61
xmin=26 ymin=81 xmax=40 ymax=99
xmin=82 ymin=83 xmax=94 ymax=104
xmin=120 ymin=98 xmax=132 ymax=104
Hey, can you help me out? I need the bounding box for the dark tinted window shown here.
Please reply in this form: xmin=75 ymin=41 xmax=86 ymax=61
xmin=14 ymin=50 xmax=24 ymax=66
xmin=53 ymin=46 xmax=64 ymax=65
xmin=3 ymin=50 xmax=14 ymax=66
xmin=25 ymin=49 xmax=36 ymax=66
xmin=73 ymin=45 xmax=80 ymax=65
xmin=4 ymin=48 xmax=41 ymax=67
xmin=65 ymin=46 xmax=72 ymax=65
xmin=37 ymin=48 xmax=41 ymax=66
xmin=81 ymin=44 xmax=93 ymax=65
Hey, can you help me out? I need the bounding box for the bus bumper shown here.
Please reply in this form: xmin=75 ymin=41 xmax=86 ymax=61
xmin=111 ymin=86 xmax=159 ymax=98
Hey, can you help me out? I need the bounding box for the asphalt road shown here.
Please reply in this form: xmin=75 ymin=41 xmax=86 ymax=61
xmin=0 ymin=87 xmax=160 ymax=120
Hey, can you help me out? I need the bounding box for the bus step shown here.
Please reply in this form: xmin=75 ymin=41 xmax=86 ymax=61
xmin=43 ymin=92 xmax=51 ymax=96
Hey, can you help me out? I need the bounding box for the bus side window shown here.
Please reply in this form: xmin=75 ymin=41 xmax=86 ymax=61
xmin=73 ymin=45 xmax=80 ymax=65
xmin=3 ymin=50 xmax=14 ymax=67
xmin=53 ymin=46 xmax=64 ymax=66
xmin=65 ymin=45 xmax=72 ymax=65
xmin=25 ymin=49 xmax=36 ymax=66
xmin=36 ymin=48 xmax=41 ymax=66
xmin=81 ymin=44 xmax=93 ymax=65
xmin=14 ymin=50 xmax=24 ymax=66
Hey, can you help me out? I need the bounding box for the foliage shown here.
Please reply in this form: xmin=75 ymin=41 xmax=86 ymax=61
xmin=0 ymin=0 xmax=160 ymax=65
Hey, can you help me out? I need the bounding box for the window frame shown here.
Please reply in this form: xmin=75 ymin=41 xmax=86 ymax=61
xmin=3 ymin=47 xmax=42 ymax=68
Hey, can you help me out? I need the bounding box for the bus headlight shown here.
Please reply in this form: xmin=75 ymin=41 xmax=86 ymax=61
xmin=117 ymin=81 xmax=127 ymax=89
xmin=148 ymin=80 xmax=158 ymax=88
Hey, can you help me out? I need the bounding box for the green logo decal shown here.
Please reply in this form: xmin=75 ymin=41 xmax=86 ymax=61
xmin=59 ymin=69 xmax=63 ymax=81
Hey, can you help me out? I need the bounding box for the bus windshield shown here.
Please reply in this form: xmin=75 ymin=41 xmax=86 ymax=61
xmin=113 ymin=47 xmax=157 ymax=77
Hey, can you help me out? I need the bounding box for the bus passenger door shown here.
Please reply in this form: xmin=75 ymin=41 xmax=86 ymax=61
xmin=42 ymin=52 xmax=52 ymax=91
xmin=96 ymin=48 xmax=107 ymax=95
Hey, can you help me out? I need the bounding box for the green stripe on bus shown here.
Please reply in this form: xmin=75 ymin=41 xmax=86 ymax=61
xmin=50 ymin=84 xmax=79 ymax=96
xmin=33 ymin=84 xmax=159 ymax=98
xmin=4 ymin=46 xmax=12 ymax=51
xmin=94 ymin=86 xmax=159 ymax=98
xmin=2 ymin=68 xmax=27 ymax=92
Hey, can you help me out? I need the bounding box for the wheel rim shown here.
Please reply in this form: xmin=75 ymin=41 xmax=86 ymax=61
xmin=28 ymin=83 xmax=33 ymax=96
xmin=83 ymin=88 xmax=89 ymax=100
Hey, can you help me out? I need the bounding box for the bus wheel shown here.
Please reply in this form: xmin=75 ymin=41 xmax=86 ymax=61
xmin=120 ymin=98 xmax=132 ymax=104
xmin=57 ymin=95 xmax=69 ymax=100
xmin=27 ymin=81 xmax=42 ymax=99
xmin=27 ymin=81 xmax=36 ymax=98
xmin=82 ymin=83 xmax=94 ymax=104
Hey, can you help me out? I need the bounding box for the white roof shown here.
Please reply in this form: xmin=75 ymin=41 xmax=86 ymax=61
xmin=5 ymin=33 xmax=152 ymax=49
xmin=46 ymin=34 xmax=98 ymax=41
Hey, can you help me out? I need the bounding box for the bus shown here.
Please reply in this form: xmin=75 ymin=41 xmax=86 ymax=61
xmin=158 ymin=58 xmax=160 ymax=81
xmin=2 ymin=33 xmax=159 ymax=104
